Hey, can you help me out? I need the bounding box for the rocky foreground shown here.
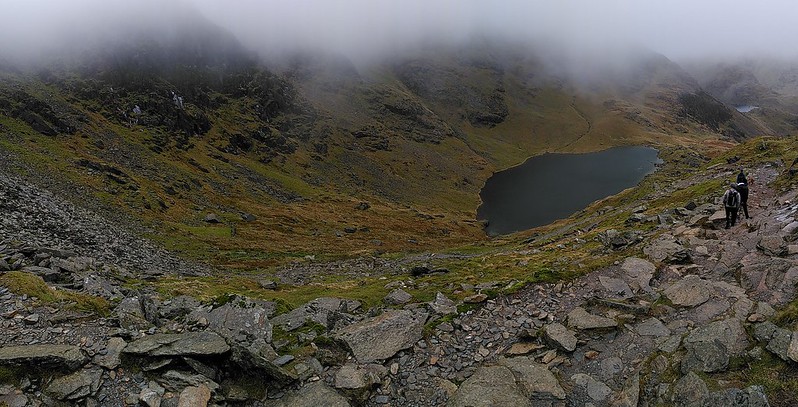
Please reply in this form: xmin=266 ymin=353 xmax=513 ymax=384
xmin=2 ymin=162 xmax=798 ymax=406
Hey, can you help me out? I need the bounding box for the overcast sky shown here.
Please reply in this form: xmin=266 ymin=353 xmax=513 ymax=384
xmin=2 ymin=0 xmax=797 ymax=64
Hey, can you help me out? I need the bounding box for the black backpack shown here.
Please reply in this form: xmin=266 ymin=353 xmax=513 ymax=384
xmin=726 ymin=189 xmax=740 ymax=208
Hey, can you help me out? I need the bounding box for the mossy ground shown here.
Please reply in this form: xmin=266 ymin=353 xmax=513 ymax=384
xmin=0 ymin=272 xmax=111 ymax=316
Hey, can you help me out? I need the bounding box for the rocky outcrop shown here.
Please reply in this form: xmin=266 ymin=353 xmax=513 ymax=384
xmin=335 ymin=310 xmax=427 ymax=363
xmin=123 ymin=332 xmax=230 ymax=357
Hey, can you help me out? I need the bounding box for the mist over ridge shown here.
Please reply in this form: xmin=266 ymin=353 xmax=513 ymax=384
xmin=3 ymin=0 xmax=798 ymax=70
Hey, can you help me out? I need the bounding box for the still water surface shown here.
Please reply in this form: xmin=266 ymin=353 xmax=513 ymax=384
xmin=477 ymin=146 xmax=659 ymax=235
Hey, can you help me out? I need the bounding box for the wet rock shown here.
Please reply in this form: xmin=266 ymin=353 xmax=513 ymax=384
xmin=499 ymin=356 xmax=566 ymax=400
xmin=123 ymin=332 xmax=230 ymax=357
xmin=0 ymin=344 xmax=87 ymax=372
xmin=663 ymin=275 xmax=711 ymax=307
xmin=543 ymin=323 xmax=577 ymax=352
xmin=335 ymin=310 xmax=427 ymax=363
xmin=270 ymin=381 xmax=351 ymax=407
xmin=447 ymin=365 xmax=531 ymax=407
xmin=566 ymin=307 xmax=617 ymax=330
xmin=672 ymin=372 xmax=708 ymax=407
xmin=45 ymin=367 xmax=103 ymax=401
xmin=384 ymin=289 xmax=412 ymax=305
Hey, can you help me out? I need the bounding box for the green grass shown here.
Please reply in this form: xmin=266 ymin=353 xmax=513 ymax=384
xmin=0 ymin=272 xmax=111 ymax=316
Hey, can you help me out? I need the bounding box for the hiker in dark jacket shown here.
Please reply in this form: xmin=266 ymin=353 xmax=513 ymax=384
xmin=737 ymin=169 xmax=747 ymax=185
xmin=736 ymin=169 xmax=751 ymax=219
xmin=723 ymin=183 xmax=741 ymax=229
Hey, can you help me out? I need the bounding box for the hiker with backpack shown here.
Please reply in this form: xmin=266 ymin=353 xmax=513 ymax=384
xmin=723 ymin=183 xmax=741 ymax=229
xmin=736 ymin=169 xmax=751 ymax=219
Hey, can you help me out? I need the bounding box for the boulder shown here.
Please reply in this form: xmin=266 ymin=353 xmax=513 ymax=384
xmin=45 ymin=368 xmax=103 ymax=401
xmin=384 ymin=289 xmax=412 ymax=305
xmin=758 ymin=236 xmax=787 ymax=256
xmin=566 ymin=307 xmax=617 ymax=330
xmin=270 ymin=381 xmax=351 ymax=407
xmin=160 ymin=296 xmax=201 ymax=320
xmin=636 ymin=318 xmax=671 ymax=337
xmin=333 ymin=363 xmax=386 ymax=390
xmin=204 ymin=213 xmax=221 ymax=223
xmin=272 ymin=297 xmax=360 ymax=332
xmin=93 ymin=337 xmax=127 ymax=370
xmin=429 ymin=292 xmax=457 ymax=315
xmin=114 ymin=297 xmax=152 ymax=331
xmin=447 ymin=365 xmax=531 ymax=407
xmin=193 ymin=301 xmax=272 ymax=343
xmin=681 ymin=340 xmax=729 ymax=374
xmin=123 ymin=332 xmax=230 ymax=357
xmin=177 ymin=384 xmax=212 ymax=407
xmin=0 ymin=344 xmax=87 ymax=372
xmin=571 ymin=373 xmax=612 ymax=402
xmin=620 ymin=257 xmax=655 ymax=293
xmin=643 ymin=236 xmax=690 ymax=264
xmin=499 ymin=357 xmax=566 ymax=400
xmin=543 ymin=323 xmax=578 ymax=352
xmin=672 ymin=372 xmax=708 ymax=407
xmin=335 ymin=310 xmax=426 ymax=363
xmin=229 ymin=341 xmax=298 ymax=384
xmin=599 ymin=276 xmax=633 ymax=299
xmin=702 ymin=385 xmax=770 ymax=407
xmin=663 ymin=275 xmax=711 ymax=307
xmin=684 ymin=319 xmax=748 ymax=356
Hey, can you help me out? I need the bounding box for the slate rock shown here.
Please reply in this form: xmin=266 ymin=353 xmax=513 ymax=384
xmin=429 ymin=292 xmax=457 ymax=315
xmin=334 ymin=363 xmax=386 ymax=390
xmin=620 ymin=257 xmax=655 ymax=293
xmin=566 ymin=307 xmax=617 ymax=330
xmin=93 ymin=337 xmax=127 ymax=370
xmin=499 ymin=356 xmax=566 ymax=400
xmin=160 ymin=296 xmax=201 ymax=320
xmin=636 ymin=317 xmax=671 ymax=337
xmin=177 ymin=384 xmax=211 ymax=407
xmin=702 ymin=385 xmax=770 ymax=407
xmin=335 ymin=310 xmax=427 ymax=363
xmin=384 ymin=289 xmax=413 ymax=305
xmin=157 ymin=370 xmax=219 ymax=393
xmin=643 ymin=236 xmax=690 ymax=264
xmin=758 ymin=236 xmax=787 ymax=256
xmin=270 ymin=381 xmax=351 ymax=407
xmin=124 ymin=332 xmax=230 ymax=357
xmin=46 ymin=368 xmax=103 ymax=401
xmin=571 ymin=373 xmax=612 ymax=402
xmin=599 ymin=276 xmax=633 ymax=299
xmin=0 ymin=344 xmax=87 ymax=372
xmin=672 ymin=372 xmax=709 ymax=407
xmin=663 ymin=275 xmax=711 ymax=307
xmin=543 ymin=323 xmax=578 ymax=352
xmin=447 ymin=365 xmax=531 ymax=407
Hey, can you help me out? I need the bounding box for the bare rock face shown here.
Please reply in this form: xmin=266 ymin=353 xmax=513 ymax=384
xmin=0 ymin=344 xmax=87 ymax=372
xmin=335 ymin=310 xmax=427 ymax=363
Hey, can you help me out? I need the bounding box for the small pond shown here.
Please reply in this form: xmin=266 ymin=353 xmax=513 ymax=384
xmin=477 ymin=146 xmax=659 ymax=235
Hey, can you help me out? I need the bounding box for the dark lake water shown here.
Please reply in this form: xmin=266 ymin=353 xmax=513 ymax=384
xmin=477 ymin=146 xmax=659 ymax=235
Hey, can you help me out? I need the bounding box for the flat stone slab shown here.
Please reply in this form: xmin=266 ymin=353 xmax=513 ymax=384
xmin=636 ymin=317 xmax=671 ymax=337
xmin=663 ymin=275 xmax=711 ymax=307
xmin=335 ymin=310 xmax=427 ymax=363
xmin=123 ymin=332 xmax=230 ymax=357
xmin=0 ymin=344 xmax=87 ymax=372
xmin=543 ymin=323 xmax=578 ymax=352
xmin=566 ymin=307 xmax=617 ymax=330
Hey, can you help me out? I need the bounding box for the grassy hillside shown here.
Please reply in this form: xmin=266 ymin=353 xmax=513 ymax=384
xmin=0 ymin=35 xmax=779 ymax=274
